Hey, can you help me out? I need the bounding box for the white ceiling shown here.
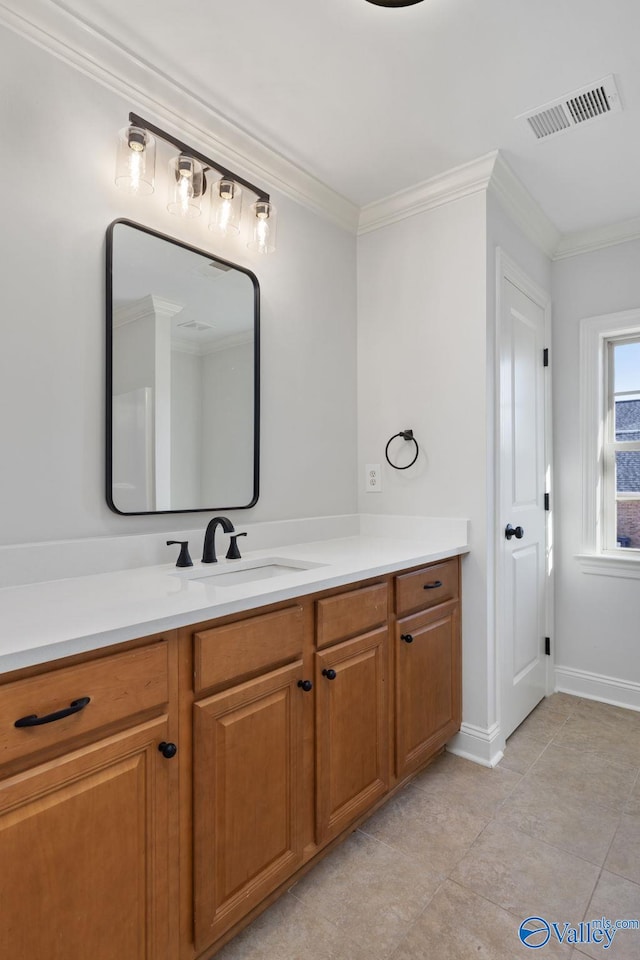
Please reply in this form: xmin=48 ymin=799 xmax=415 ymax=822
xmin=46 ymin=0 xmax=640 ymax=233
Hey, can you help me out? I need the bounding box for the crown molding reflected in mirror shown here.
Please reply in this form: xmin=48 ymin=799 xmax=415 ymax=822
xmin=106 ymin=219 xmax=260 ymax=515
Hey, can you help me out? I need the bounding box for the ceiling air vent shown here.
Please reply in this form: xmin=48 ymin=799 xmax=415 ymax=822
xmin=518 ymin=75 xmax=622 ymax=140
xmin=176 ymin=317 xmax=216 ymax=332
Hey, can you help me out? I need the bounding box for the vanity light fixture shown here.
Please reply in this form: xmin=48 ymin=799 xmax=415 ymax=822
xmin=114 ymin=112 xmax=276 ymax=252
xmin=247 ymin=200 xmax=277 ymax=255
xmin=115 ymin=124 xmax=156 ymax=195
xmin=209 ymin=178 xmax=242 ymax=236
xmin=167 ymin=155 xmax=205 ymax=218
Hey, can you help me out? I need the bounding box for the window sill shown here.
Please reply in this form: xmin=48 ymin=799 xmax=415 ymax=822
xmin=577 ymin=552 xmax=640 ymax=579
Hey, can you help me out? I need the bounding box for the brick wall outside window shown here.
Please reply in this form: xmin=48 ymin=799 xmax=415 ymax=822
xmin=617 ymin=499 xmax=640 ymax=548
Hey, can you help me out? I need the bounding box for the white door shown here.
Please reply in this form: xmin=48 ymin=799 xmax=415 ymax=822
xmin=499 ymin=269 xmax=549 ymax=739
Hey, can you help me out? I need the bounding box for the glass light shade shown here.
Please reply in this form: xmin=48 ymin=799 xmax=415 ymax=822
xmin=115 ymin=125 xmax=155 ymax=195
xmin=209 ymin=179 xmax=243 ymax=235
xmin=247 ymin=200 xmax=277 ymax=254
xmin=167 ymin=155 xmax=205 ymax=218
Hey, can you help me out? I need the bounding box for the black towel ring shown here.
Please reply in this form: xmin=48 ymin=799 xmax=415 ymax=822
xmin=385 ymin=429 xmax=419 ymax=470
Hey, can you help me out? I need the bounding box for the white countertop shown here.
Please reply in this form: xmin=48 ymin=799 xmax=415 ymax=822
xmin=0 ymin=534 xmax=468 ymax=675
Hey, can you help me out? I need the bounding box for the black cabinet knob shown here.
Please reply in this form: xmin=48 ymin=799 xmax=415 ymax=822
xmin=298 ymin=679 xmax=313 ymax=692
xmin=400 ymin=634 xmax=414 ymax=644
xmin=322 ymin=668 xmax=337 ymax=680
xmin=158 ymin=741 xmax=177 ymax=759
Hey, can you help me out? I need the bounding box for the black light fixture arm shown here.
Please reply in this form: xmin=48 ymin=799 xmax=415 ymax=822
xmin=128 ymin=112 xmax=270 ymax=203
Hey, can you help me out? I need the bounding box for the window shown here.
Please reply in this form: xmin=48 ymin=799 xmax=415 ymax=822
xmin=580 ymin=309 xmax=640 ymax=576
xmin=605 ymin=339 xmax=640 ymax=551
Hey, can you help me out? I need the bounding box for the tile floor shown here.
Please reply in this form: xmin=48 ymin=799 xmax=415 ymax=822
xmin=214 ymin=694 xmax=640 ymax=960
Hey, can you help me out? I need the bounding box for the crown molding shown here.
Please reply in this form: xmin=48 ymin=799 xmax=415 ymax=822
xmin=357 ymin=150 xmax=563 ymax=262
xmin=357 ymin=144 xmax=640 ymax=261
xmin=488 ymin=156 xmax=640 ymax=262
xmin=358 ymin=152 xmax=498 ymax=235
xmin=0 ymin=0 xmax=359 ymax=234
xmin=488 ymin=153 xmax=561 ymax=258
xmin=172 ymin=330 xmax=253 ymax=357
xmin=553 ymin=215 xmax=640 ymax=260
xmin=5 ymin=2 xmax=640 ymax=259
xmin=113 ymin=295 xmax=182 ymax=326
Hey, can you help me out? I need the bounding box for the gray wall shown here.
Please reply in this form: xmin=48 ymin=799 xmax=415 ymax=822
xmin=356 ymin=193 xmax=491 ymax=732
xmin=0 ymin=26 xmax=358 ymax=548
xmin=552 ymin=240 xmax=640 ymax=693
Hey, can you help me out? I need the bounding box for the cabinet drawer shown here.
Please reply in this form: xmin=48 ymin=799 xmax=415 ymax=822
xmin=395 ymin=558 xmax=459 ymax=616
xmin=194 ymin=605 xmax=304 ymax=694
xmin=316 ymin=582 xmax=388 ymax=649
xmin=0 ymin=642 xmax=169 ymax=768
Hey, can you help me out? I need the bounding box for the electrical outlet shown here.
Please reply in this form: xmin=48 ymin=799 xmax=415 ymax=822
xmin=365 ymin=463 xmax=382 ymax=492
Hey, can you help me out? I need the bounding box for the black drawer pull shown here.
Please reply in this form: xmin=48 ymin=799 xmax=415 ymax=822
xmin=423 ymin=580 xmax=443 ymax=590
xmin=14 ymin=696 xmax=91 ymax=728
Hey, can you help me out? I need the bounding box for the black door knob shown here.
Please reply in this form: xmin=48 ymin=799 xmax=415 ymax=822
xmin=400 ymin=633 xmax=414 ymax=644
xmin=298 ymin=679 xmax=313 ymax=692
xmin=158 ymin=741 xmax=177 ymax=759
xmin=505 ymin=524 xmax=525 ymax=540
xmin=322 ymin=668 xmax=337 ymax=680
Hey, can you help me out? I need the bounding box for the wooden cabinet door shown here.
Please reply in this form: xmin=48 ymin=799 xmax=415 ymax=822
xmin=395 ymin=600 xmax=461 ymax=779
xmin=193 ymin=661 xmax=305 ymax=952
xmin=315 ymin=628 xmax=389 ymax=844
xmin=0 ymin=716 xmax=174 ymax=960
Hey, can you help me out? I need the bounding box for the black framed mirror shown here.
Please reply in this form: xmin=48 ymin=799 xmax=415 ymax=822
xmin=106 ymin=220 xmax=259 ymax=514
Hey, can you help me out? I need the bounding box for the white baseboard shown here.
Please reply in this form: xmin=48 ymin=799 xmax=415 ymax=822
xmin=555 ymin=665 xmax=640 ymax=713
xmin=446 ymin=721 xmax=504 ymax=768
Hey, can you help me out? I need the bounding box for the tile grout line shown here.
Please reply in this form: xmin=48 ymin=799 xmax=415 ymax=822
xmin=383 ymin=877 xmax=449 ymax=960
xmin=513 ymin=697 xmax=639 ymax=931
xmin=218 ymin=694 xmax=640 ymax=959
xmin=446 ymin=697 xmax=616 ymax=932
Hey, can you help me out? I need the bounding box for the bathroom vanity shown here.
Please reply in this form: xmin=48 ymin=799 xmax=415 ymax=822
xmin=0 ymin=536 xmax=464 ymax=960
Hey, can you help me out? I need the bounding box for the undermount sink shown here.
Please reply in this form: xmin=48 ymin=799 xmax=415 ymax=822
xmin=173 ymin=557 xmax=326 ymax=588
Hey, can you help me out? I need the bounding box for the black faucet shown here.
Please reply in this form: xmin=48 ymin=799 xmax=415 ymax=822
xmin=202 ymin=516 xmax=235 ymax=564
xmin=226 ymin=532 xmax=248 ymax=560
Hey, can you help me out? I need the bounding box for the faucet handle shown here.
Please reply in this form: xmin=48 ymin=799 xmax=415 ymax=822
xmin=226 ymin=532 xmax=248 ymax=560
xmin=166 ymin=540 xmax=193 ymax=568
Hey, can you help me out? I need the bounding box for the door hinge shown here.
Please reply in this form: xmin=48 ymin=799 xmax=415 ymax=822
xmin=544 ymin=492 xmax=550 ymax=511
xmin=543 ymin=347 xmax=549 ymax=367
xmin=544 ymin=637 xmax=551 ymax=656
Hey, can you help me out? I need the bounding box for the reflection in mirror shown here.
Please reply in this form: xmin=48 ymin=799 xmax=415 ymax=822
xmin=106 ymin=220 xmax=259 ymax=514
